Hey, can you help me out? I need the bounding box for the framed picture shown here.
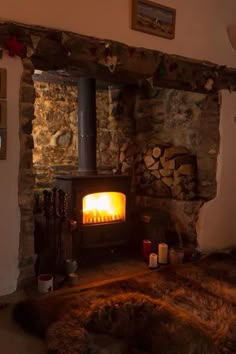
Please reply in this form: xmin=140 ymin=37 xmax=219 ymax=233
xmin=0 ymin=100 xmax=7 ymax=128
xmin=0 ymin=68 xmax=7 ymax=98
xmin=132 ymin=0 xmax=176 ymax=39
xmin=0 ymin=129 xmax=7 ymax=160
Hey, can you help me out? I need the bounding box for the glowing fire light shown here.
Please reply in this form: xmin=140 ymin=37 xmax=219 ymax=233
xmin=82 ymin=192 xmax=126 ymax=224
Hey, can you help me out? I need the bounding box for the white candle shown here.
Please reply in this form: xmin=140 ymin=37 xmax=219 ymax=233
xmin=158 ymin=243 xmax=168 ymax=264
xmin=149 ymin=253 xmax=158 ymax=268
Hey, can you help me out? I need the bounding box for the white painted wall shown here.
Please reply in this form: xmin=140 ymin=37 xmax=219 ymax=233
xmin=0 ymin=0 xmax=236 ymax=66
xmin=197 ymin=91 xmax=236 ymax=251
xmin=0 ymin=0 xmax=236 ymax=294
xmin=0 ymin=55 xmax=22 ymax=295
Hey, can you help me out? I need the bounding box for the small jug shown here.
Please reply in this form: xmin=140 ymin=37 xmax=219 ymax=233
xmin=64 ymin=259 xmax=78 ymax=275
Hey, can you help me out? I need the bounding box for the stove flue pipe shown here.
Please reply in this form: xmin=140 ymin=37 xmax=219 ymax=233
xmin=78 ymin=78 xmax=97 ymax=175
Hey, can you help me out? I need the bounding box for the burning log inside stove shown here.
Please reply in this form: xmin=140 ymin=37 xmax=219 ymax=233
xmin=82 ymin=191 xmax=126 ymax=224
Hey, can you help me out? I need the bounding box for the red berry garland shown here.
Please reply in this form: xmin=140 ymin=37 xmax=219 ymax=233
xmin=4 ymin=36 xmax=25 ymax=57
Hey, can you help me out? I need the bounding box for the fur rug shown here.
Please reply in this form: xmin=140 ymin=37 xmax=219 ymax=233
xmin=13 ymin=252 xmax=236 ymax=354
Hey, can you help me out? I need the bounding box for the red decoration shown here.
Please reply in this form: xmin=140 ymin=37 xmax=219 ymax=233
xmin=4 ymin=36 xmax=25 ymax=57
xmin=143 ymin=239 xmax=152 ymax=261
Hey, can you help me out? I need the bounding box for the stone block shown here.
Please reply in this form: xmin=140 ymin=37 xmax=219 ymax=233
xmin=176 ymin=192 xmax=186 ymax=200
xmin=186 ymin=191 xmax=196 ymax=200
xmin=22 ymin=58 xmax=35 ymax=73
xmin=171 ymin=184 xmax=182 ymax=198
xmin=152 ymin=180 xmax=171 ymax=197
xmin=174 ymin=154 xmax=196 ymax=169
xmin=20 ymin=103 xmax=35 ymax=119
xmin=126 ymin=144 xmax=137 ymax=157
xmin=186 ymin=182 xmax=197 ymax=192
xmin=135 ymin=196 xmax=203 ymax=246
xmin=20 ymin=150 xmax=33 ymax=169
xmin=135 ymin=163 xmax=145 ymax=175
xmin=21 ymin=119 xmax=33 ymax=134
xmin=177 ymin=164 xmax=195 ymax=176
xmin=20 ymin=84 xmax=36 ymax=103
xmin=120 ymin=151 xmax=125 ymax=163
xmin=21 ymin=71 xmax=34 ymax=85
xmin=121 ymin=161 xmax=131 ymax=174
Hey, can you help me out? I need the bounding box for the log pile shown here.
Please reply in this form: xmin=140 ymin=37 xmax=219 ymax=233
xmin=120 ymin=143 xmax=197 ymax=200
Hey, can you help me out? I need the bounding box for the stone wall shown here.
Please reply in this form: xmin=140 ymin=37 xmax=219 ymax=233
xmin=32 ymin=82 xmax=220 ymax=250
xmin=18 ymin=59 xmax=36 ymax=285
xmin=117 ymin=87 xmax=220 ymax=246
xmin=33 ymin=81 xmax=78 ymax=188
xmin=101 ymin=85 xmax=136 ymax=173
xmin=136 ymin=196 xmax=203 ymax=246
xmin=33 ymin=81 xmax=113 ymax=188
xmin=96 ymin=88 xmax=116 ymax=171
xmin=119 ymin=88 xmax=219 ymax=201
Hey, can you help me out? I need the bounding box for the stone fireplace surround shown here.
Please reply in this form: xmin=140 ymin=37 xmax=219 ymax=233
xmin=9 ymin=21 xmax=224 ymax=285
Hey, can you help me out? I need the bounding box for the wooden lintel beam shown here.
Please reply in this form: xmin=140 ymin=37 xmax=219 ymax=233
xmin=0 ymin=21 xmax=235 ymax=93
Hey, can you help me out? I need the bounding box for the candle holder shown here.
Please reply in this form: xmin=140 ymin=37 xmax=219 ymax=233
xmin=169 ymin=247 xmax=184 ymax=264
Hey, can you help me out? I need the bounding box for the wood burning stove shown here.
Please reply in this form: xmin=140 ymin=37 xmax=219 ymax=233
xmin=54 ymin=174 xmax=132 ymax=252
xmin=54 ymin=77 xmax=133 ymax=258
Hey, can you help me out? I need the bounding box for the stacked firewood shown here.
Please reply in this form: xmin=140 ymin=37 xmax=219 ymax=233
xmin=119 ymin=143 xmax=197 ymax=200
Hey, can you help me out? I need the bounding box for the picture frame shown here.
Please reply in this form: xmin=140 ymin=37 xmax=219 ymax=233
xmin=0 ymin=68 xmax=7 ymax=98
xmin=0 ymin=100 xmax=7 ymax=128
xmin=131 ymin=0 xmax=176 ymax=39
xmin=0 ymin=129 xmax=7 ymax=160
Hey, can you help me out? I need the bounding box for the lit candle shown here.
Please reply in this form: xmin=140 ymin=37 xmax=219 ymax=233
xmin=143 ymin=239 xmax=152 ymax=261
xmin=158 ymin=243 xmax=168 ymax=264
xmin=149 ymin=253 xmax=158 ymax=269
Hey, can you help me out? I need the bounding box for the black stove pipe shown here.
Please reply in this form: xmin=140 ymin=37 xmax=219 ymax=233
xmin=78 ymin=78 xmax=97 ymax=175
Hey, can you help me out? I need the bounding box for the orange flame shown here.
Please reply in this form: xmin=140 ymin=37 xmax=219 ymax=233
xmin=82 ymin=192 xmax=126 ymax=224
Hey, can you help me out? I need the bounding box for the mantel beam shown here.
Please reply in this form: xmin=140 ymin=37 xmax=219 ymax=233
xmin=0 ymin=21 xmax=235 ymax=93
